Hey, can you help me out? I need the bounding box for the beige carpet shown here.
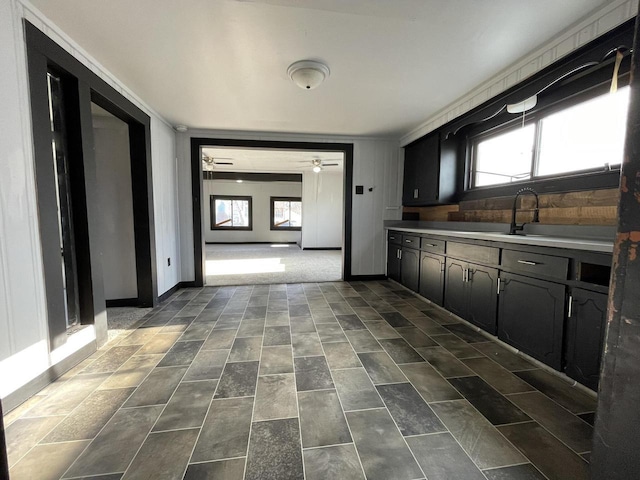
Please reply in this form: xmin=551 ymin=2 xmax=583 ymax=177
xmin=205 ymin=243 xmax=342 ymax=286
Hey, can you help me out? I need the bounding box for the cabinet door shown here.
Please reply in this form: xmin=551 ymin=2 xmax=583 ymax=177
xmin=401 ymin=247 xmax=420 ymax=292
xmin=564 ymin=289 xmax=607 ymax=390
xmin=498 ymin=273 xmax=565 ymax=369
xmin=467 ymin=265 xmax=498 ymax=335
xmin=444 ymin=258 xmax=467 ymax=319
xmin=387 ymin=243 xmax=401 ymax=282
xmin=402 ymin=134 xmax=439 ymax=205
xmin=419 ymin=252 xmax=444 ymax=306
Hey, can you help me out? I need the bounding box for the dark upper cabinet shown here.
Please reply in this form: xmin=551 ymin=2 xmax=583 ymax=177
xmin=402 ymin=132 xmax=457 ymax=206
xmin=401 ymin=247 xmax=420 ymax=292
xmin=498 ymin=272 xmax=565 ymax=370
xmin=387 ymin=241 xmax=401 ymax=283
xmin=444 ymin=258 xmax=498 ymax=333
xmin=419 ymin=252 xmax=445 ymax=306
xmin=564 ymin=288 xmax=607 ymax=391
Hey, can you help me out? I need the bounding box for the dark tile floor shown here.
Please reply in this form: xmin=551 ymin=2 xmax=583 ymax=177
xmin=3 ymin=281 xmax=597 ymax=480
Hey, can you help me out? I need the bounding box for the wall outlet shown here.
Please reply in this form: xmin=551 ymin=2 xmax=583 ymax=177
xmin=167 ymin=257 xmax=171 ymax=266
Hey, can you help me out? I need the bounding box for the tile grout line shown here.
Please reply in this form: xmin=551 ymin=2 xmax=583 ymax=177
xmin=311 ymin=285 xmax=373 ymax=480
xmin=367 ymin=283 xmax=495 ymax=480
xmin=289 ymin=285 xmax=308 ymax=480
xmin=242 ymin=283 xmax=268 ymax=480
xmin=116 ymin=287 xmax=207 ymax=480
xmin=57 ymin=287 xmax=207 ymax=480
xmin=178 ymin=286 xmax=239 ymax=480
xmin=11 ymin=343 xmax=160 ymax=472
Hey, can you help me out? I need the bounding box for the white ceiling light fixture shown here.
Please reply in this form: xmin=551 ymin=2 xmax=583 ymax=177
xmin=312 ymin=158 xmax=322 ymax=173
xmin=287 ymin=60 xmax=330 ymax=90
xmin=175 ymin=124 xmax=188 ymax=132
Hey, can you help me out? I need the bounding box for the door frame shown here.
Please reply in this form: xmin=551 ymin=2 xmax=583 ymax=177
xmin=190 ymin=137 xmax=354 ymax=286
xmin=25 ymin=21 xmax=158 ymax=349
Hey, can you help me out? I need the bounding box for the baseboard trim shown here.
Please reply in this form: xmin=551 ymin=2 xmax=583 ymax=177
xmin=346 ymin=274 xmax=387 ymax=281
xmin=105 ymin=298 xmax=139 ymax=308
xmin=301 ymin=247 xmax=342 ymax=251
xmin=2 ymin=341 xmax=97 ymax=413
xmin=158 ymin=283 xmax=183 ymax=303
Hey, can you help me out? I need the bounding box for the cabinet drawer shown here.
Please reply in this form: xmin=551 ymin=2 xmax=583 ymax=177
xmin=420 ymin=237 xmax=445 ymax=254
xmin=402 ymin=235 xmax=421 ymax=248
xmin=502 ymin=249 xmax=568 ymax=280
xmin=447 ymin=242 xmax=499 ymax=265
xmin=388 ymin=231 xmax=402 ymax=245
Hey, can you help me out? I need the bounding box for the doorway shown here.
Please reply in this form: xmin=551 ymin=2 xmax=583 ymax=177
xmin=191 ymin=139 xmax=354 ymax=287
xmin=25 ymin=22 xmax=158 ymax=352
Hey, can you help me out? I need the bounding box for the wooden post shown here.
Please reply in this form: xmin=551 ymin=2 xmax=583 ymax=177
xmin=590 ymin=9 xmax=640 ymax=479
xmin=0 ymin=401 xmax=9 ymax=479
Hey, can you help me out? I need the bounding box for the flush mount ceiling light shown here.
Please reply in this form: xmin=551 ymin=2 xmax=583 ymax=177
xmin=175 ymin=124 xmax=188 ymax=132
xmin=287 ymin=60 xmax=330 ymax=90
xmin=312 ymin=158 xmax=322 ymax=173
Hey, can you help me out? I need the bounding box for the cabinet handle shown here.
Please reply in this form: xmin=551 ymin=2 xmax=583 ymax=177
xmin=424 ymin=243 xmax=436 ymax=247
xmin=399 ymin=249 xmax=402 ymax=260
xmin=389 ymin=236 xmax=395 ymax=241
xmin=462 ymin=268 xmax=468 ymax=283
xmin=568 ymin=295 xmax=573 ymax=318
xmin=497 ymin=277 xmax=501 ymax=295
xmin=413 ymin=188 xmax=419 ymax=199
xmin=405 ymin=239 xmax=412 ymax=243
xmin=517 ymin=260 xmax=539 ymax=266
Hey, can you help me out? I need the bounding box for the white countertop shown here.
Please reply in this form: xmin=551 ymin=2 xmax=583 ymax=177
xmin=385 ymin=226 xmax=613 ymax=253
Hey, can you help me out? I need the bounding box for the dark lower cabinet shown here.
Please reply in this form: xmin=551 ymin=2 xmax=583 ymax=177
xmin=444 ymin=258 xmax=498 ymax=333
xmin=498 ymin=273 xmax=565 ymax=369
xmin=419 ymin=252 xmax=445 ymax=306
xmin=387 ymin=242 xmax=401 ymax=283
xmin=444 ymin=258 xmax=467 ymax=319
xmin=401 ymin=247 xmax=420 ymax=292
xmin=564 ymin=288 xmax=607 ymax=391
xmin=467 ymin=265 xmax=498 ymax=335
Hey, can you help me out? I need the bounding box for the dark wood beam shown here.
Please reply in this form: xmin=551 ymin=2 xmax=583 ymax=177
xmin=591 ymin=9 xmax=640 ymax=479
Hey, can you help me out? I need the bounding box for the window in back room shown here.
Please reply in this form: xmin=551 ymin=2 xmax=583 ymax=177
xmin=211 ymin=195 xmax=252 ymax=230
xmin=271 ymin=196 xmax=302 ymax=230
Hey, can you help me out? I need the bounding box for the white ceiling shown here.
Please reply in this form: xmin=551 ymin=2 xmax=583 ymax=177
xmin=31 ymin=0 xmax=610 ymax=137
xmin=201 ymin=147 xmax=344 ymax=173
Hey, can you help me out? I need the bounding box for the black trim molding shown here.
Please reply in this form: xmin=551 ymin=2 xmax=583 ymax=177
xmin=191 ymin=137 xmax=354 ymax=284
xmin=204 ymin=171 xmax=302 ymax=182
xmin=25 ymin=21 xmax=158 ymax=351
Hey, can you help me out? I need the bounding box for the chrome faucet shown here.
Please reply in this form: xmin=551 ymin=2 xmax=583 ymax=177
xmin=509 ymin=187 xmax=540 ymax=235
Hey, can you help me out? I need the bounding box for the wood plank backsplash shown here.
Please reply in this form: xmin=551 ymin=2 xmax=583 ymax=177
xmin=403 ymin=188 xmax=619 ymax=225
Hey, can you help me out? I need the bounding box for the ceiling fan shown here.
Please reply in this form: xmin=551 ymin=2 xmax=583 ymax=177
xmin=202 ymin=154 xmax=234 ymax=170
xmin=307 ymin=158 xmax=340 ymax=172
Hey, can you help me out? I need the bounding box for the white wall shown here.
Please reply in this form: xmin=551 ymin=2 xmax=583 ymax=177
xmin=92 ymin=115 xmax=138 ymax=300
xmin=204 ymin=179 xmax=302 ymax=243
xmin=301 ymin=171 xmax=343 ymax=249
xmin=151 ymin=115 xmax=181 ymax=296
xmin=0 ymin=0 xmax=181 ymax=400
xmin=0 ymin=0 xmax=50 ymax=397
xmin=401 ymin=0 xmax=639 ymax=145
xmin=178 ymin=131 xmax=402 ymax=280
